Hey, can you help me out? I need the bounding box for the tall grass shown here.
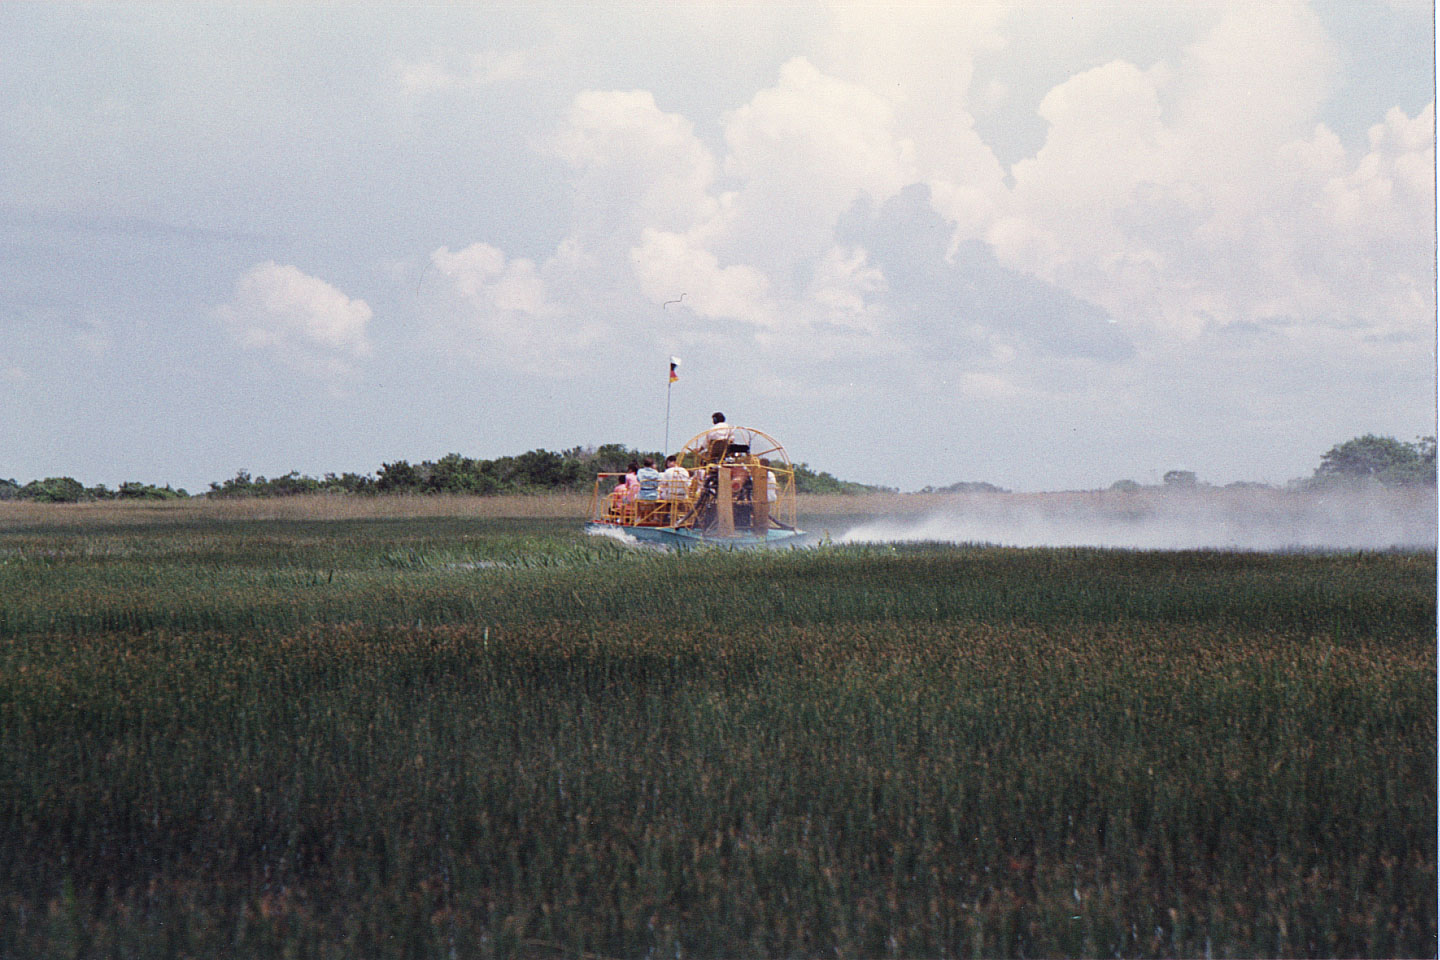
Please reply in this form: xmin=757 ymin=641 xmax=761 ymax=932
xmin=0 ymin=503 xmax=1433 ymax=957
xmin=0 ymin=492 xmax=593 ymax=527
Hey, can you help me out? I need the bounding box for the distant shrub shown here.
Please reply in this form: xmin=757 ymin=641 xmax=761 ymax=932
xmin=209 ymin=470 xmax=322 ymax=499
xmin=19 ymin=477 xmax=87 ymax=503
xmin=1314 ymin=434 xmax=1436 ymax=486
xmin=920 ymin=480 xmax=1010 ymax=494
xmin=793 ymin=462 xmax=891 ymax=495
xmin=117 ymin=482 xmax=188 ymax=500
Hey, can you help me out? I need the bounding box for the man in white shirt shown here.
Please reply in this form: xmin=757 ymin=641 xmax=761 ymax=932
xmin=704 ymin=411 xmax=750 ymax=459
xmin=704 ymin=411 xmax=731 ymax=460
xmin=661 ymin=455 xmax=690 ymax=500
xmin=704 ymin=411 xmax=731 ymax=442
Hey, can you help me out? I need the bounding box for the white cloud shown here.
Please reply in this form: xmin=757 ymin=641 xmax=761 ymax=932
xmin=548 ymin=57 xmax=924 ymax=353
xmin=424 ymin=242 xmax=613 ymax=373
xmin=629 ymin=229 xmax=773 ymax=327
xmin=983 ymin=1 xmax=1432 ymax=344
xmin=408 ymin=1 xmax=1431 ymax=467
xmin=552 ymin=89 xmax=717 ymax=239
xmin=805 ymin=245 xmax=886 ymax=328
xmin=217 ymin=262 xmax=372 ymax=378
xmin=548 ymin=68 xmax=914 ymax=349
xmin=432 ymin=243 xmax=548 ymax=314
xmin=712 ymin=57 xmax=915 ymax=273
xmin=815 ymin=3 xmax=1008 ymax=242
xmin=1321 ymin=103 xmax=1435 ymax=242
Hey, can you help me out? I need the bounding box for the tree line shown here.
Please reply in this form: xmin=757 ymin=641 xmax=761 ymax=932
xmin=0 ymin=478 xmax=187 ymax=503
xmin=1105 ymin=435 xmax=1436 ymax=492
xmin=2 ymin=434 xmax=1430 ymax=504
xmin=0 ymin=443 xmax=887 ymax=503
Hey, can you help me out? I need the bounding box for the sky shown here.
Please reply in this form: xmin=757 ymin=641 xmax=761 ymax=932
xmin=0 ymin=1 xmax=1434 ymax=493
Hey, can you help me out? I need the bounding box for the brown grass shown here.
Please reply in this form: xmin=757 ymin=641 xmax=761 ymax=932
xmin=0 ymin=493 xmax=593 ymax=529
xmin=3 ymin=485 xmax=1433 ymax=533
xmin=0 ymin=492 xmax=898 ymax=530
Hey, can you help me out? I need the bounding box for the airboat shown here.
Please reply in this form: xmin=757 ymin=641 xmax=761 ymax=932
xmin=585 ymin=425 xmax=806 ymax=548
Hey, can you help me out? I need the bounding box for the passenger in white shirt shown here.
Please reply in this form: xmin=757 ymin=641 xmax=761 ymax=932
xmin=760 ymin=457 xmax=778 ymax=503
xmin=660 ymin=455 xmax=691 ymax=500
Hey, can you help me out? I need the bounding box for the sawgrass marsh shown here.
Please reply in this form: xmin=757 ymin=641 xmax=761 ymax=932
xmin=2 ymin=496 xmax=1433 ymax=957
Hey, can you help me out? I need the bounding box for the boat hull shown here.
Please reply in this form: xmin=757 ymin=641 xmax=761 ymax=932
xmin=586 ymin=522 xmax=807 ymax=549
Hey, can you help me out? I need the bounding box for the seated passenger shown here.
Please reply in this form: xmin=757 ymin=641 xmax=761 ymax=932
xmin=608 ymin=476 xmax=627 ymax=516
xmin=661 ymin=455 xmax=690 ymax=500
xmin=623 ymin=462 xmax=640 ymax=503
xmin=760 ymin=457 xmax=778 ymax=503
xmin=636 ymin=458 xmax=662 ymax=501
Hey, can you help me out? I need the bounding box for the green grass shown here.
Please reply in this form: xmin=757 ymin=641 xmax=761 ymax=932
xmin=0 ymin=505 xmax=1433 ymax=957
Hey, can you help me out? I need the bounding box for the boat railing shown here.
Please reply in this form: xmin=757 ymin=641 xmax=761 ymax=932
xmin=589 ymin=465 xmax=796 ymax=531
xmin=589 ymin=473 xmax=700 ymax=527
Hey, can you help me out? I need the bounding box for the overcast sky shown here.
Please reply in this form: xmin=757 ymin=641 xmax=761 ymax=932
xmin=1 ymin=1 xmax=1434 ymax=492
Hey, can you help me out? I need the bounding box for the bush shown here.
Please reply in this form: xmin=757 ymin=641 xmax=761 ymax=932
xmin=793 ymin=462 xmax=891 ymax=495
xmin=920 ymin=480 xmax=1010 ymax=494
xmin=117 ymin=482 xmax=187 ymax=500
xmin=1315 ymin=434 xmax=1437 ymax=486
xmin=19 ymin=477 xmax=87 ymax=503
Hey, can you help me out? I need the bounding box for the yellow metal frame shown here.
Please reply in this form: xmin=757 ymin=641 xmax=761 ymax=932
xmin=586 ymin=425 xmax=798 ymax=534
xmin=587 ymin=472 xmax=700 ymax=528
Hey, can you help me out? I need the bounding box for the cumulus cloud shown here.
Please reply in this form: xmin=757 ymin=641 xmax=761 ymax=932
xmin=217 ymin=262 xmax=372 ymax=378
xmin=985 ymin=2 xmax=1432 ymax=347
xmin=542 ymin=57 xmax=931 ymax=359
xmin=423 ymin=242 xmax=617 ymax=373
xmin=629 ymin=229 xmax=773 ymax=327
xmin=1321 ymin=103 xmax=1435 ymax=243
xmin=552 ymin=89 xmax=718 ymax=240
xmin=538 ymin=66 xmax=919 ymax=357
xmin=415 ymin=0 xmax=1432 ymax=438
xmin=712 ymin=57 xmax=916 ymax=273
xmin=815 ymin=3 xmax=1008 ymax=242
xmin=805 ymin=245 xmax=886 ymax=327
xmin=432 ymin=243 xmax=547 ymax=314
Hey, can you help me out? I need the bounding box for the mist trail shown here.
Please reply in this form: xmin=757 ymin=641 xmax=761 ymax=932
xmin=836 ymin=488 xmax=1437 ymax=552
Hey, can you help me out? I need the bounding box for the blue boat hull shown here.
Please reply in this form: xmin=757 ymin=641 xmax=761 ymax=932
xmin=586 ymin=522 xmax=807 ymax=549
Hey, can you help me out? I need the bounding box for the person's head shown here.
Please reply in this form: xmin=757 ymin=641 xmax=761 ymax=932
xmin=711 ymin=411 xmax=725 ymax=424
xmin=665 ymin=455 xmax=677 ymax=467
xmin=627 ymin=461 xmax=639 ymax=473
xmin=760 ymin=457 xmax=770 ymax=467
xmin=642 ymin=457 xmax=654 ymax=468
